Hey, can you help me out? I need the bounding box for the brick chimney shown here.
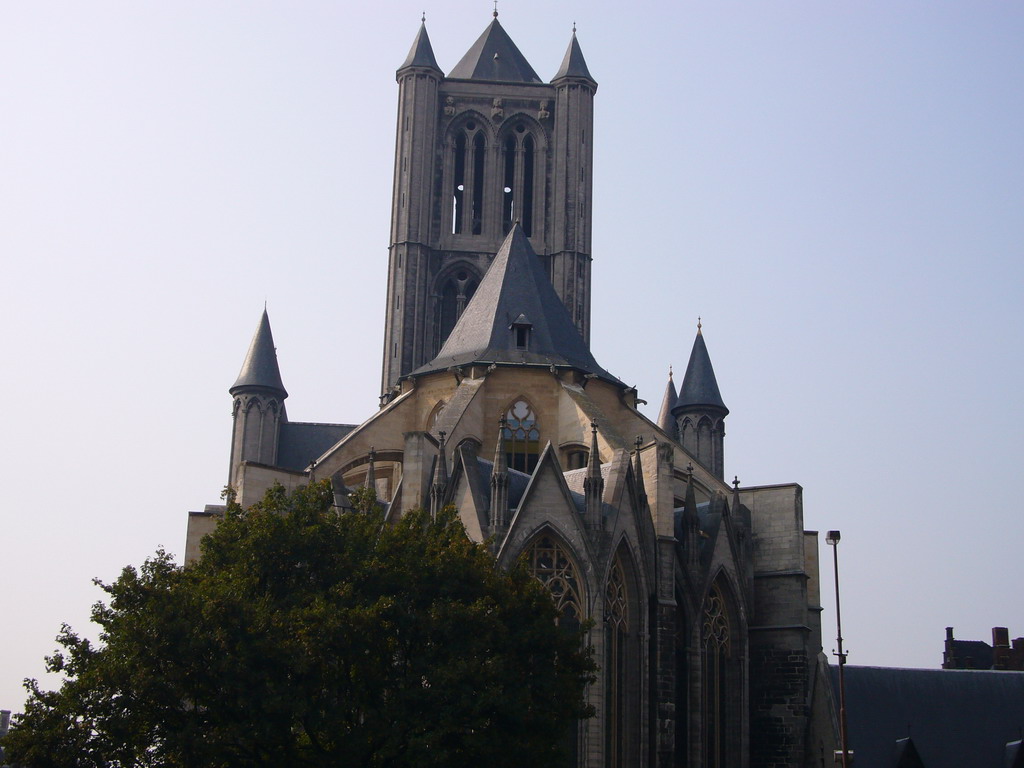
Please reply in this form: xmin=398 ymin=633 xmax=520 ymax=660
xmin=993 ymin=627 xmax=1010 ymax=670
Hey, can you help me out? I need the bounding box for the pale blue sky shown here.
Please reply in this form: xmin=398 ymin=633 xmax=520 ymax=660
xmin=2 ymin=1 xmax=1022 ymax=712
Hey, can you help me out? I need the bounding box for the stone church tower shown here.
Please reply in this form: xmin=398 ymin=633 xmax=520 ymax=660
xmin=190 ymin=15 xmax=841 ymax=768
xmin=381 ymin=13 xmax=597 ymax=395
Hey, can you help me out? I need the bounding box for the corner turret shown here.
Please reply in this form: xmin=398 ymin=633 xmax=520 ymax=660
xmin=228 ymin=309 xmax=288 ymax=486
xmin=398 ymin=18 xmax=442 ymax=75
xmin=657 ymin=366 xmax=678 ymax=438
xmin=672 ymin=321 xmax=728 ymax=480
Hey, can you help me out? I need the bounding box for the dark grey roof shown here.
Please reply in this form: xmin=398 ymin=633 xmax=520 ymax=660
xmin=399 ymin=21 xmax=441 ymax=73
xmin=552 ymin=31 xmax=596 ymax=84
xmin=656 ymin=370 xmax=678 ymax=433
xmin=831 ymin=665 xmax=1024 ymax=768
xmin=948 ymin=638 xmax=995 ymax=669
xmin=448 ymin=18 xmax=541 ymax=83
xmin=230 ymin=309 xmax=287 ymax=397
xmin=276 ymin=422 xmax=355 ymax=472
xmin=473 ymin=456 xmax=532 ymax=514
xmin=673 ymin=327 xmax=727 ymax=414
xmin=409 ymin=224 xmax=622 ymax=384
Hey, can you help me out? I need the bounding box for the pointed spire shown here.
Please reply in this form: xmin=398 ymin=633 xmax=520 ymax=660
xmin=657 ymin=366 xmax=678 ymax=434
xmin=633 ymin=436 xmax=648 ymax=507
xmin=584 ymin=421 xmax=604 ymax=529
xmin=399 ymin=19 xmax=441 ymax=73
xmin=410 ymin=224 xmax=620 ymax=384
xmin=682 ymin=464 xmax=700 ymax=567
xmin=552 ymin=28 xmax=596 ymax=85
xmin=448 ymin=17 xmax=541 ymax=83
xmin=365 ymin=447 xmax=377 ymax=492
xmin=430 ymin=431 xmax=448 ymax=518
xmin=675 ymin=321 xmax=728 ymax=415
xmin=490 ymin=418 xmax=510 ymax=530
xmin=230 ymin=308 xmax=287 ymax=398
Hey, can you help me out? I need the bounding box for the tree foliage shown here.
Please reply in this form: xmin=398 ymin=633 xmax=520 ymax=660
xmin=3 ymin=482 xmax=595 ymax=767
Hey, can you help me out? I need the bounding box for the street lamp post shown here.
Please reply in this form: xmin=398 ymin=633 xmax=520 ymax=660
xmin=825 ymin=530 xmax=850 ymax=768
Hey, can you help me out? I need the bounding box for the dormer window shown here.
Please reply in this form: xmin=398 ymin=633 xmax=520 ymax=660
xmin=511 ymin=313 xmax=532 ymax=350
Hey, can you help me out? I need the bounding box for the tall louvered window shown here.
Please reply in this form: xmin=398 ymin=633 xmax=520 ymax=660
xmin=451 ymin=122 xmax=486 ymax=236
xmin=501 ymin=124 xmax=536 ymax=236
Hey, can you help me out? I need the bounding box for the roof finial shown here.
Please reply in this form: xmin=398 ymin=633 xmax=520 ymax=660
xmin=697 ymin=316 xmax=702 ymax=334
xmin=668 ymin=364 xmax=673 ymax=380
xmin=421 ymin=10 xmax=426 ymax=22
xmin=572 ymin=20 xmax=577 ymax=33
xmin=733 ymin=475 xmax=740 ymax=490
xmin=493 ymin=0 xmax=498 ymax=18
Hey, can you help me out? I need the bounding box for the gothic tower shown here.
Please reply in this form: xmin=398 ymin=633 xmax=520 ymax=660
xmin=673 ymin=322 xmax=729 ymax=480
xmin=228 ymin=309 xmax=288 ymax=486
xmin=380 ymin=15 xmax=597 ymax=395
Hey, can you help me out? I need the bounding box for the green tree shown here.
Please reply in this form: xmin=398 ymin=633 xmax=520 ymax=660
xmin=3 ymin=481 xmax=595 ymax=767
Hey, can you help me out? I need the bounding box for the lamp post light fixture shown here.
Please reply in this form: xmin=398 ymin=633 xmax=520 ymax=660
xmin=826 ymin=530 xmax=850 ymax=768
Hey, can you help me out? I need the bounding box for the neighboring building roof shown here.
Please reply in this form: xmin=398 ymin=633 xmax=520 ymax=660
xmin=657 ymin=368 xmax=678 ymax=434
xmin=277 ymin=422 xmax=356 ymax=472
xmin=831 ymin=665 xmax=1024 ymax=768
xmin=948 ymin=639 xmax=996 ymax=669
xmin=399 ymin=20 xmax=441 ymax=73
xmin=447 ymin=17 xmax=542 ymax=83
xmin=552 ymin=30 xmax=596 ymax=84
xmin=409 ymin=224 xmax=622 ymax=385
xmin=674 ymin=325 xmax=728 ymax=414
xmin=230 ymin=308 xmax=288 ymax=398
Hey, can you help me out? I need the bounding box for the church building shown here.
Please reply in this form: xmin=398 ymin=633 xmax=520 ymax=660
xmin=187 ymin=15 xmax=838 ymax=767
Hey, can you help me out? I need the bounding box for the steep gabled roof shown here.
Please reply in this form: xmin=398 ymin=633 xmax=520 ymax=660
xmin=552 ymin=30 xmax=596 ymax=84
xmin=448 ymin=18 xmax=542 ymax=83
xmin=230 ymin=309 xmax=287 ymax=398
xmin=674 ymin=325 xmax=728 ymax=414
xmin=409 ymin=224 xmax=621 ymax=384
xmin=399 ymin=20 xmax=441 ymax=73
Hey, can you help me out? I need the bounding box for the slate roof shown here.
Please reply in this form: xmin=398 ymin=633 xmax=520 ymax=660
xmin=472 ymin=456 xmax=533 ymax=514
xmin=276 ymin=422 xmax=356 ymax=472
xmin=657 ymin=369 xmax=678 ymax=433
xmin=674 ymin=327 xmax=728 ymax=414
xmin=399 ymin=21 xmax=441 ymax=73
xmin=409 ymin=224 xmax=621 ymax=385
xmin=448 ymin=18 xmax=542 ymax=83
xmin=831 ymin=665 xmax=1024 ymax=768
xmin=552 ymin=30 xmax=596 ymax=84
xmin=230 ymin=309 xmax=287 ymax=397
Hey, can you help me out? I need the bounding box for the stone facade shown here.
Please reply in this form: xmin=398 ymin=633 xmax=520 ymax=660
xmin=187 ymin=16 xmax=838 ymax=768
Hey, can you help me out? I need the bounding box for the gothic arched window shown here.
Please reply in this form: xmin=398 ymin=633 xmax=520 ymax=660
xmin=525 ymin=533 xmax=583 ymax=628
xmin=605 ymin=555 xmax=631 ymax=768
xmin=501 ymin=123 xmax=537 ymax=236
xmin=702 ymin=582 xmax=731 ymax=768
xmin=435 ymin=269 xmax=478 ymax=353
xmin=450 ymin=121 xmax=487 ymax=236
xmin=525 ymin=533 xmax=585 ymax=765
xmin=503 ymin=399 xmax=540 ymax=473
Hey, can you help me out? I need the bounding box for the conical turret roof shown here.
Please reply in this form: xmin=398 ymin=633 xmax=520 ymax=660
xmin=410 ymin=224 xmax=620 ymax=384
xmin=552 ymin=30 xmax=596 ymax=84
xmin=657 ymin=368 xmax=678 ymax=433
xmin=674 ymin=325 xmax=727 ymax=414
xmin=230 ymin=309 xmax=287 ymax=398
xmin=399 ymin=20 xmax=441 ymax=73
xmin=448 ymin=17 xmax=542 ymax=83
